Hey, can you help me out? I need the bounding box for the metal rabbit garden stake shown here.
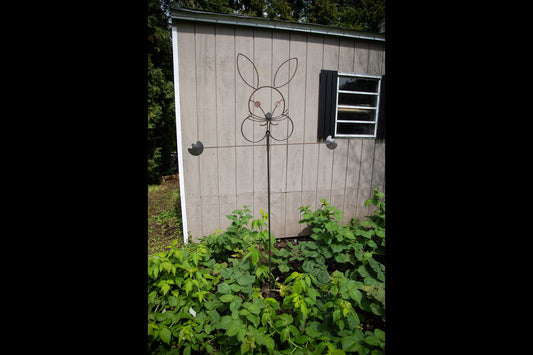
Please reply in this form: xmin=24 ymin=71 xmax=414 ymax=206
xmin=237 ymin=53 xmax=298 ymax=291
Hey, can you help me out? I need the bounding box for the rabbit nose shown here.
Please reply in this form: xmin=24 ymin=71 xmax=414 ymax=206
xmin=265 ymin=112 xmax=272 ymax=120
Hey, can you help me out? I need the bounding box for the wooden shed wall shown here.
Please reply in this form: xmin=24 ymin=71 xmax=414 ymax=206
xmin=173 ymin=20 xmax=385 ymax=241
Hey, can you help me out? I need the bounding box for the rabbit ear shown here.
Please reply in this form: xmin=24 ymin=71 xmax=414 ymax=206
xmin=237 ymin=53 xmax=259 ymax=89
xmin=273 ymin=57 xmax=298 ymax=88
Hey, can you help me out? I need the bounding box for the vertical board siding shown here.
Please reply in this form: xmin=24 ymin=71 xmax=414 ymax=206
xmin=174 ymin=21 xmax=385 ymax=241
xmin=177 ymin=22 xmax=200 ymax=202
xmin=195 ymin=24 xmax=219 ymax=197
xmin=235 ymin=27 xmax=255 ymax=197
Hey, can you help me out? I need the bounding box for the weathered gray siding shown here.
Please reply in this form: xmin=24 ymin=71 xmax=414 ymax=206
xmin=174 ymin=20 xmax=385 ymax=241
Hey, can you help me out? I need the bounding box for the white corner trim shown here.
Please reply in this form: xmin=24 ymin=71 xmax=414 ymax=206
xmin=171 ymin=24 xmax=188 ymax=244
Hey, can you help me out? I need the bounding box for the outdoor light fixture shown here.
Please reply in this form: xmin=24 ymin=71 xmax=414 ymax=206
xmin=187 ymin=141 xmax=204 ymax=156
xmin=237 ymin=53 xmax=298 ymax=293
xmin=325 ymin=135 xmax=337 ymax=150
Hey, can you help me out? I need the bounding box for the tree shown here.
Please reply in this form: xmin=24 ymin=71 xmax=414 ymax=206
xmin=148 ymin=0 xmax=177 ymax=184
xmin=306 ymin=0 xmax=338 ymax=25
xmin=304 ymin=0 xmax=384 ymax=31
xmin=336 ymin=0 xmax=385 ymax=32
xmin=169 ymin=0 xmax=384 ymax=32
xmin=267 ymin=0 xmax=295 ymax=21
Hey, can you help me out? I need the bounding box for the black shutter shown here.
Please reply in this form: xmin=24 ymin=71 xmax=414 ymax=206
xmin=317 ymin=70 xmax=338 ymax=140
xmin=376 ymin=75 xmax=385 ymax=139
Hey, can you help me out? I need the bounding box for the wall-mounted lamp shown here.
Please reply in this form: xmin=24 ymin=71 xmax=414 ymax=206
xmin=325 ymin=135 xmax=337 ymax=150
xmin=188 ymin=141 xmax=204 ymax=156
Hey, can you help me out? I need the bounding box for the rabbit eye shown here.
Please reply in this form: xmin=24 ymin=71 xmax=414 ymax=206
xmin=254 ymin=101 xmax=261 ymax=107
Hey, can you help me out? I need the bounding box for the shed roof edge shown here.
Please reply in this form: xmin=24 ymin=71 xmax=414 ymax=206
xmin=170 ymin=8 xmax=385 ymax=42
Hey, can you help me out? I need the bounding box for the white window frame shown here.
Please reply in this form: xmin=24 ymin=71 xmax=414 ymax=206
xmin=334 ymin=72 xmax=382 ymax=138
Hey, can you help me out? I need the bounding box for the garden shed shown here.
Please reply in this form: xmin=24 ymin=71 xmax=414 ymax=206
xmin=170 ymin=8 xmax=385 ymax=243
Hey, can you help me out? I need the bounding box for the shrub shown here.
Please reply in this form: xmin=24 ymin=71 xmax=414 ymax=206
xmin=148 ymin=189 xmax=385 ymax=354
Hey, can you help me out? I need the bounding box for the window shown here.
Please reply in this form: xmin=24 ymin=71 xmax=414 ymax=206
xmin=335 ymin=73 xmax=381 ymax=137
xmin=318 ymin=70 xmax=385 ymax=139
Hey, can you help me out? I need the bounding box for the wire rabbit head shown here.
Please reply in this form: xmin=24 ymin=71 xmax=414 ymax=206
xmin=237 ymin=53 xmax=298 ymax=142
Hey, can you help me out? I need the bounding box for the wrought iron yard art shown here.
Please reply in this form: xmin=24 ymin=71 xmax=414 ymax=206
xmin=237 ymin=53 xmax=298 ymax=292
xmin=237 ymin=53 xmax=297 ymax=143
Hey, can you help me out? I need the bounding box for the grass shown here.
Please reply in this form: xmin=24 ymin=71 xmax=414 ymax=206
xmin=148 ymin=179 xmax=183 ymax=255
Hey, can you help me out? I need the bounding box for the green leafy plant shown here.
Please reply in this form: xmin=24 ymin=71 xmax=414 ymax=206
xmin=351 ymin=188 xmax=385 ymax=257
xmin=148 ymin=191 xmax=385 ymax=354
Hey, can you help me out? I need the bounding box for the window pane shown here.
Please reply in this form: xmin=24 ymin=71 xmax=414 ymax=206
xmin=337 ymin=109 xmax=375 ymax=122
xmin=338 ymin=77 xmax=378 ymax=92
xmin=336 ymin=122 xmax=375 ymax=136
xmin=338 ymin=93 xmax=377 ymax=107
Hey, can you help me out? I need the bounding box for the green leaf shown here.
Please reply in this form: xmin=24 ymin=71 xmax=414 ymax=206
xmin=226 ymin=327 xmax=239 ymax=336
xmin=234 ymin=271 xmax=255 ymax=286
xmin=167 ymin=295 xmax=178 ymax=307
xmin=363 ymin=334 xmax=380 ymax=346
xmin=331 ymin=243 xmax=345 ymax=253
xmin=237 ymin=328 xmax=246 ymax=342
xmin=348 ymin=288 xmax=362 ymax=304
xmin=357 ymin=264 xmax=371 ymax=278
xmin=230 ymin=298 xmax=242 ymax=313
xmin=279 ymin=313 xmax=293 ymax=324
xmin=159 ymin=327 xmax=171 ymax=345
xmin=278 ymin=264 xmax=290 ymax=273
xmin=367 ymin=240 xmax=378 ymax=249
xmin=157 ymin=280 xmax=171 ymax=295
xmin=334 ymin=253 xmax=347 ymax=263
xmin=294 ymin=334 xmax=310 ymax=345
xmin=280 ymin=327 xmax=290 ymax=343
xmin=219 ymin=267 xmax=233 ymax=279
xmin=229 ymin=283 xmax=242 ymax=292
xmin=244 ymin=302 xmax=261 ymax=314
xmin=253 ymin=328 xmax=268 ymax=347
xmin=247 ymin=313 xmax=260 ymax=327
xmin=341 ymin=336 xmax=357 ymax=351
xmin=374 ymin=328 xmax=385 ymax=342
xmin=304 ymin=241 xmax=318 ymax=249
xmin=285 ymin=271 xmax=300 ymax=283
xmin=217 ymin=282 xmax=232 ymax=294
xmin=191 ymin=252 xmax=199 ymax=266
xmin=216 ymin=315 xmax=234 ymax=330
xmin=314 ymin=342 xmax=327 ymax=355
xmin=346 ymin=310 xmax=360 ymax=329
xmin=265 ymin=336 xmax=275 ymax=350
xmin=307 ymin=287 xmax=320 ymax=302
xmin=300 ymin=301 xmax=308 ymax=317
xmin=240 ymin=308 xmax=251 ymax=316
xmin=305 ymin=322 xmax=323 ymax=338
xmin=204 ymin=323 xmax=213 ymax=334
xmin=332 ymin=309 xmax=340 ymax=325
xmin=370 ymin=302 xmax=384 ymax=317
xmin=184 ymin=279 xmax=193 ymax=295
xmin=316 ymin=269 xmax=330 ymax=284
xmin=219 ymin=294 xmax=235 ymax=303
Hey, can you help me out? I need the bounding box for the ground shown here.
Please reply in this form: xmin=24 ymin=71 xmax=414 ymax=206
xmin=148 ymin=179 xmax=183 ymax=255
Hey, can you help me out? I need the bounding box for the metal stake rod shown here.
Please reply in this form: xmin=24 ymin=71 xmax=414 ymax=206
xmin=266 ymin=128 xmax=272 ymax=291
